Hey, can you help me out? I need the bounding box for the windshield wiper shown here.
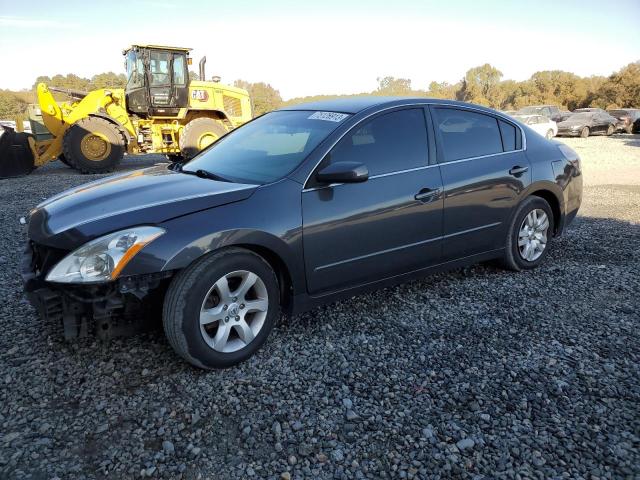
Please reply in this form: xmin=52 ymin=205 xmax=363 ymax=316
xmin=177 ymin=165 xmax=232 ymax=182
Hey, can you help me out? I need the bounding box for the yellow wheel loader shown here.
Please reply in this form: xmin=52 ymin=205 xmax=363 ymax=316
xmin=19 ymin=45 xmax=253 ymax=175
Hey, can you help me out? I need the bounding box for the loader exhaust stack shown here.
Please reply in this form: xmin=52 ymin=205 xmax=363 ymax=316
xmin=199 ymin=56 xmax=206 ymax=81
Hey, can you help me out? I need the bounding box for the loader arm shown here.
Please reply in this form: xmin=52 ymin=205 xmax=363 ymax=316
xmin=31 ymin=83 xmax=136 ymax=166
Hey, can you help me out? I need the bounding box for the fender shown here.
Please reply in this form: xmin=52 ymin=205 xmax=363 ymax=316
xmin=516 ymin=179 xmax=566 ymax=235
xmin=87 ymin=113 xmax=132 ymax=144
xmin=160 ymin=228 xmax=303 ymax=294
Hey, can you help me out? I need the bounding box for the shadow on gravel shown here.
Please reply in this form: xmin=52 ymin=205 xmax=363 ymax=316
xmin=2 ymin=215 xmax=639 ymax=479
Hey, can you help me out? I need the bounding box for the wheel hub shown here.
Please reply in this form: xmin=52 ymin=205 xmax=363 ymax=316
xmin=80 ymin=132 xmax=111 ymax=161
xmin=518 ymin=209 xmax=549 ymax=262
xmin=197 ymin=132 xmax=218 ymax=150
xmin=199 ymin=270 xmax=268 ymax=353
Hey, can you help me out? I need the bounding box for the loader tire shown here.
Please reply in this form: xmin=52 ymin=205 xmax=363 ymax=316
xmin=63 ymin=117 xmax=125 ymax=174
xmin=179 ymin=118 xmax=227 ymax=159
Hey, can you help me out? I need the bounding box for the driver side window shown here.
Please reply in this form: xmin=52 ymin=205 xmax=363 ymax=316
xmin=326 ymin=108 xmax=429 ymax=177
xmin=150 ymin=52 xmax=171 ymax=86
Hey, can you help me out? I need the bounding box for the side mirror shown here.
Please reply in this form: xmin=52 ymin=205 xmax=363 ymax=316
xmin=316 ymin=161 xmax=369 ymax=184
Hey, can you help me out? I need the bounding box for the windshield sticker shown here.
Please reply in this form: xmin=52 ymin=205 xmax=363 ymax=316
xmin=308 ymin=111 xmax=349 ymax=122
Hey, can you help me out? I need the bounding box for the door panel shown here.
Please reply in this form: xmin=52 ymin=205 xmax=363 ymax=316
xmin=301 ymin=107 xmax=442 ymax=294
xmin=438 ymin=151 xmax=530 ymax=260
xmin=302 ymin=169 xmax=443 ymax=293
xmin=430 ymin=106 xmax=531 ymax=260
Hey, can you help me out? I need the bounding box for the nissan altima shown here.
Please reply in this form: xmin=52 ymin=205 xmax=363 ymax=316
xmin=22 ymin=98 xmax=583 ymax=369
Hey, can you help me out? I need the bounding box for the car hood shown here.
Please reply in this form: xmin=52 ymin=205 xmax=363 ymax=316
xmin=28 ymin=164 xmax=258 ymax=248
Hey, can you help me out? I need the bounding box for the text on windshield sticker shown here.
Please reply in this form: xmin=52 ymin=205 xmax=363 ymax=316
xmin=308 ymin=111 xmax=349 ymax=122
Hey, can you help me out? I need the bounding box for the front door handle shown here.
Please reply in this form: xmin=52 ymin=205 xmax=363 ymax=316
xmin=509 ymin=165 xmax=529 ymax=176
xmin=414 ymin=188 xmax=441 ymax=202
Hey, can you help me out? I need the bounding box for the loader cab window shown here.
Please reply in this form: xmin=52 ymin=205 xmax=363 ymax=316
xmin=125 ymin=51 xmax=145 ymax=89
xmin=173 ymin=55 xmax=186 ymax=86
xmin=150 ymin=51 xmax=171 ymax=86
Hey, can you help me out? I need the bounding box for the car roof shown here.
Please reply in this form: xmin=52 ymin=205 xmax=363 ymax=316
xmin=279 ymin=96 xmax=496 ymax=115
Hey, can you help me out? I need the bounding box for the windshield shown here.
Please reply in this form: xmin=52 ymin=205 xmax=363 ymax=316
xmin=126 ymin=51 xmax=144 ymax=89
xmin=565 ymin=113 xmax=592 ymax=121
xmin=183 ymin=110 xmax=351 ymax=184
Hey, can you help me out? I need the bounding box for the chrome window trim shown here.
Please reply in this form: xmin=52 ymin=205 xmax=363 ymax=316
xmin=300 ymin=101 xmax=527 ymax=190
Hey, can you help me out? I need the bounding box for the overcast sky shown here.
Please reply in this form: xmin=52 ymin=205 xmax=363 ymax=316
xmin=1 ymin=0 xmax=639 ymax=99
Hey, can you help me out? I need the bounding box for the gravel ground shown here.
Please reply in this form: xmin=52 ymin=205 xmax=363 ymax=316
xmin=1 ymin=137 xmax=639 ymax=479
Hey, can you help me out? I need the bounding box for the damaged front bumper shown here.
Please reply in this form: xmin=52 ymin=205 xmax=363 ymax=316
xmin=22 ymin=241 xmax=173 ymax=340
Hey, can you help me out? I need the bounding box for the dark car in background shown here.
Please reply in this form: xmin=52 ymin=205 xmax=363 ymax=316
xmin=608 ymin=108 xmax=640 ymax=133
xmin=22 ymin=98 xmax=583 ymax=369
xmin=557 ymin=111 xmax=617 ymax=137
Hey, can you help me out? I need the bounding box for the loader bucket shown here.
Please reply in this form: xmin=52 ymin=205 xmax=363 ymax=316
xmin=0 ymin=126 xmax=35 ymax=178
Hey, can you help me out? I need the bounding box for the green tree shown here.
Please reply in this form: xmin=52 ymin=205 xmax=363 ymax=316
xmin=90 ymin=72 xmax=127 ymax=89
xmin=375 ymin=76 xmax=412 ymax=95
xmin=0 ymin=90 xmax=28 ymax=119
xmin=426 ymin=81 xmax=458 ymax=100
xmin=591 ymin=62 xmax=640 ymax=108
xmin=457 ymin=64 xmax=503 ymax=107
xmin=234 ymin=80 xmax=283 ymax=116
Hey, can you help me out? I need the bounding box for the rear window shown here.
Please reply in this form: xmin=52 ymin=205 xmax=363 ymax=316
xmin=499 ymin=120 xmax=517 ymax=151
xmin=433 ymin=108 xmax=504 ymax=162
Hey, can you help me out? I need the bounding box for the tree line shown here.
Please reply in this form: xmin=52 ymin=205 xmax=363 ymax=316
xmin=1 ymin=61 xmax=638 ymax=120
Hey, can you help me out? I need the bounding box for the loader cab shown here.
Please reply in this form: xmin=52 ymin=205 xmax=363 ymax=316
xmin=124 ymin=45 xmax=190 ymax=117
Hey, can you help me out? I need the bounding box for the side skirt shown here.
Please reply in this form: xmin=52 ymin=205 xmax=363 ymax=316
xmin=289 ymin=248 xmax=505 ymax=315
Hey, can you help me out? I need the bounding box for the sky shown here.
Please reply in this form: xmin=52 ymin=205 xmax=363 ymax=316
xmin=1 ymin=0 xmax=639 ymax=99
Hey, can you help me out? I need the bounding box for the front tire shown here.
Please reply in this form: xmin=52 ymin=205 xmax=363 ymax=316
xmin=580 ymin=127 xmax=590 ymax=138
xmin=502 ymin=196 xmax=553 ymax=271
xmin=163 ymin=248 xmax=280 ymax=369
xmin=179 ymin=118 xmax=228 ymax=160
xmin=545 ymin=129 xmax=554 ymax=139
xmin=606 ymin=124 xmax=614 ymax=136
xmin=63 ymin=117 xmax=125 ymax=174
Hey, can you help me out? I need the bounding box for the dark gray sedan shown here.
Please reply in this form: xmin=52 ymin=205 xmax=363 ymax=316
xmin=23 ymin=98 xmax=583 ymax=369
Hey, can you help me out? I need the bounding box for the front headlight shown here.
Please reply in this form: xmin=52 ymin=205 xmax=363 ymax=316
xmin=46 ymin=226 xmax=165 ymax=283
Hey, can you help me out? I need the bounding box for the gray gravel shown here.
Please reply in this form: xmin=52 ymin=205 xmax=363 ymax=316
xmin=1 ymin=143 xmax=639 ymax=479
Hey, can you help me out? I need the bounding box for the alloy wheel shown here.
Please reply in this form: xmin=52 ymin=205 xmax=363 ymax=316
xmin=518 ymin=209 xmax=549 ymax=262
xmin=199 ymin=270 xmax=269 ymax=353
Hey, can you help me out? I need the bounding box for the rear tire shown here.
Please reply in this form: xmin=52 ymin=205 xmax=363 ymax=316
xmin=580 ymin=127 xmax=590 ymax=138
xmin=502 ymin=196 xmax=554 ymax=272
xmin=179 ymin=118 xmax=227 ymax=160
xmin=625 ymin=125 xmax=633 ymax=134
xmin=163 ymin=248 xmax=280 ymax=369
xmin=63 ymin=116 xmax=126 ymax=174
xmin=606 ymin=124 xmax=614 ymax=136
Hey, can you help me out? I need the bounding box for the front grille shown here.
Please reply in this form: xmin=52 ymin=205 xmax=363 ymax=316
xmin=223 ymin=95 xmax=243 ymax=117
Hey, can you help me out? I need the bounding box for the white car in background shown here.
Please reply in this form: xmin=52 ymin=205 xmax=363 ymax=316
xmin=513 ymin=114 xmax=557 ymax=139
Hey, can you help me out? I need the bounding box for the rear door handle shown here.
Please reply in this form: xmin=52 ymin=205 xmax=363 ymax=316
xmin=414 ymin=188 xmax=441 ymax=202
xmin=509 ymin=165 xmax=529 ymax=176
